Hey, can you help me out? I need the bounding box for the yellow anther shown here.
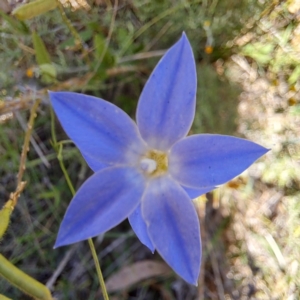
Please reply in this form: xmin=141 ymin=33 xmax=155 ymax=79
xmin=140 ymin=149 xmax=168 ymax=177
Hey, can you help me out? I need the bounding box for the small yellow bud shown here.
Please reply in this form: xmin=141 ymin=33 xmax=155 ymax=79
xmin=205 ymin=45 xmax=213 ymax=54
xmin=26 ymin=68 xmax=34 ymax=78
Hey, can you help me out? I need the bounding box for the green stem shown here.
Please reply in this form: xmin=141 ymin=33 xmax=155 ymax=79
xmin=51 ymin=120 xmax=109 ymax=299
xmin=88 ymin=239 xmax=109 ymax=300
xmin=57 ymin=151 xmax=109 ymax=298
xmin=83 ymin=0 xmax=118 ymax=90
xmin=55 ymin=0 xmax=90 ymax=66
xmin=57 ymin=143 xmax=75 ymax=196
xmin=0 ymin=254 xmax=52 ymax=300
xmin=0 ymin=293 xmax=13 ymax=300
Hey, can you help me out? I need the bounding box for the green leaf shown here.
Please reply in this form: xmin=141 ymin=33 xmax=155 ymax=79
xmin=59 ymin=29 xmax=93 ymax=50
xmin=242 ymin=42 xmax=274 ymax=65
xmin=94 ymin=34 xmax=116 ymax=67
xmin=0 ymin=294 xmax=13 ymax=300
xmin=0 ymin=254 xmax=52 ymax=300
xmin=32 ymin=31 xmax=51 ymax=65
xmin=0 ymin=10 xmax=29 ymax=34
xmin=281 ymin=24 xmax=293 ymax=45
xmin=12 ymin=0 xmax=57 ymax=21
xmin=93 ymin=33 xmax=116 ymax=77
xmin=39 ymin=63 xmax=57 ymax=84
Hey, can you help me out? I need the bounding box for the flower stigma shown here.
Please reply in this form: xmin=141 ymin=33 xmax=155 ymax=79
xmin=140 ymin=149 xmax=168 ymax=177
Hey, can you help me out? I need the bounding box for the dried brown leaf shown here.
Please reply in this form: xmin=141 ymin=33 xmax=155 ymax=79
xmin=106 ymin=260 xmax=172 ymax=292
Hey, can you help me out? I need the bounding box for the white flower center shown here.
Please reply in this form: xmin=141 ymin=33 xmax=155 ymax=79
xmin=140 ymin=158 xmax=157 ymax=174
xmin=139 ymin=149 xmax=168 ymax=177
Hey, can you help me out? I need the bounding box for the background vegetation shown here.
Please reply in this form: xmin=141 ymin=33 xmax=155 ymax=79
xmin=0 ymin=0 xmax=299 ymax=299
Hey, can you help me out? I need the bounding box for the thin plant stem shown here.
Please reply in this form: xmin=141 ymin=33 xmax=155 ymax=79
xmin=55 ymin=0 xmax=90 ymax=66
xmin=51 ymin=113 xmax=109 ymax=299
xmin=57 ymin=144 xmax=76 ymax=196
xmin=82 ymin=0 xmax=118 ymax=90
xmin=117 ymin=0 xmax=195 ymax=57
xmin=88 ymin=239 xmax=109 ymax=300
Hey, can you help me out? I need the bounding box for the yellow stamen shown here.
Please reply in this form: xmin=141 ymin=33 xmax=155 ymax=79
xmin=140 ymin=149 xmax=168 ymax=177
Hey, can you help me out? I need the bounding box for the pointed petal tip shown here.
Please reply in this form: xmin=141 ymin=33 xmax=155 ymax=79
xmin=179 ymin=31 xmax=190 ymax=46
xmin=139 ymin=239 xmax=155 ymax=253
xmin=48 ymin=90 xmax=54 ymax=100
xmin=48 ymin=90 xmax=69 ymax=99
xmin=186 ymin=272 xmax=200 ymax=286
xmin=136 ymin=32 xmax=196 ymax=150
xmin=181 ymin=31 xmax=187 ymax=38
xmin=48 ymin=90 xmax=58 ymax=97
xmin=179 ymin=273 xmax=199 ymax=286
xmin=257 ymin=145 xmax=270 ymax=157
xmin=143 ymin=177 xmax=201 ymax=286
xmin=48 ymin=90 xmax=63 ymax=103
xmin=53 ymin=240 xmax=63 ymax=249
xmin=54 ymin=235 xmax=70 ymax=248
xmin=54 ymin=236 xmax=79 ymax=249
xmin=148 ymin=244 xmax=155 ymax=253
xmin=170 ymin=135 xmax=270 ymax=188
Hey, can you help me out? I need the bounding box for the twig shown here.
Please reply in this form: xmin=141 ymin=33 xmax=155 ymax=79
xmin=8 ymin=182 xmax=26 ymax=210
xmin=193 ymin=195 xmax=207 ymax=299
xmin=46 ymin=246 xmax=77 ymax=290
xmin=15 ymin=111 xmax=50 ymax=168
xmin=208 ymin=243 xmax=226 ymax=300
xmin=118 ymin=50 xmax=166 ymax=63
xmin=144 ymin=21 xmax=173 ymax=52
xmin=10 ymin=97 xmax=41 ymax=207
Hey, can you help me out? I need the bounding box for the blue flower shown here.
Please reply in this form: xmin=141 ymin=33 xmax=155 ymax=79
xmin=49 ymin=33 xmax=268 ymax=285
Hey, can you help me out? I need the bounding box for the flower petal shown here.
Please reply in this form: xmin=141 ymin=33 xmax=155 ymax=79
xmin=128 ymin=204 xmax=155 ymax=252
xmin=182 ymin=185 xmax=215 ymax=199
xmin=142 ymin=176 xmax=201 ymax=285
xmin=49 ymin=91 xmax=146 ymax=166
xmin=81 ymin=151 xmax=107 ymax=172
xmin=55 ymin=167 xmax=145 ymax=248
xmin=169 ymin=134 xmax=269 ymax=188
xmin=136 ymin=33 xmax=196 ymax=151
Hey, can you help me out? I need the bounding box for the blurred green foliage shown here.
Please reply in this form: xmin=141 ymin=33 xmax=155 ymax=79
xmin=193 ymin=63 xmax=240 ymax=135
